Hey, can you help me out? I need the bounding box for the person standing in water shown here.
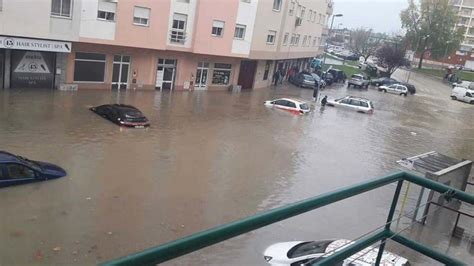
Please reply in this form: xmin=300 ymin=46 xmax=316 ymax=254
xmin=321 ymin=95 xmax=328 ymax=106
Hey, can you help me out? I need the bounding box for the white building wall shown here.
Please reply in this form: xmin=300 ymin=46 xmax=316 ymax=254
xmin=0 ymin=0 xmax=80 ymax=41
xmin=79 ymin=0 xmax=116 ymax=40
xmin=167 ymin=0 xmax=197 ymax=48
xmin=231 ymin=0 xmax=258 ymax=55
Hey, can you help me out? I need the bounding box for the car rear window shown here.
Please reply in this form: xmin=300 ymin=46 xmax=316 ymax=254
xmin=287 ymin=241 xmax=333 ymax=258
xmin=360 ymin=101 xmax=369 ymax=108
xmin=351 ymin=75 xmax=362 ymax=80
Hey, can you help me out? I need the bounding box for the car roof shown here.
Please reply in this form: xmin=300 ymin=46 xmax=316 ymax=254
xmin=274 ymin=98 xmax=307 ymax=104
xmin=0 ymin=151 xmax=21 ymax=163
xmin=97 ymin=104 xmax=139 ymax=110
xmin=344 ymin=96 xmax=371 ymax=102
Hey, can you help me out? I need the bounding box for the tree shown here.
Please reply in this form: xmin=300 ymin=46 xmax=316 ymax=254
xmin=376 ymin=44 xmax=409 ymax=77
xmin=400 ymin=0 xmax=464 ymax=69
xmin=349 ymin=28 xmax=383 ymax=62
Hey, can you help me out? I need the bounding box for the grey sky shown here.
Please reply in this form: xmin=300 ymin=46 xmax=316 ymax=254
xmin=333 ymin=0 xmax=408 ymax=34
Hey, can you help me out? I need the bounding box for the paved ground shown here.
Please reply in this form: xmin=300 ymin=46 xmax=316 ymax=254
xmin=0 ymin=70 xmax=473 ymax=265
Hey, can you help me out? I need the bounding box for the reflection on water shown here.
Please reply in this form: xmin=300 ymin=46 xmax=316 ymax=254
xmin=0 ymin=72 xmax=473 ymax=265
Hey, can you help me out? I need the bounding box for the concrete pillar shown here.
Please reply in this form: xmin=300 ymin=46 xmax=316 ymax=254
xmin=4 ymin=49 xmax=10 ymax=89
xmin=54 ymin=53 xmax=68 ymax=89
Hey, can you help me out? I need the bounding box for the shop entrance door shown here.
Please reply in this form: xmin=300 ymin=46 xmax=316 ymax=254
xmin=156 ymin=59 xmax=177 ymax=91
xmin=237 ymin=60 xmax=257 ymax=89
xmin=0 ymin=52 xmax=4 ymax=89
xmin=195 ymin=62 xmax=209 ymax=90
xmin=112 ymin=55 xmax=130 ymax=89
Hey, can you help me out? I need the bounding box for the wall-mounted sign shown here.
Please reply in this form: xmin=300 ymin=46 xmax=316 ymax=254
xmin=0 ymin=36 xmax=71 ymax=53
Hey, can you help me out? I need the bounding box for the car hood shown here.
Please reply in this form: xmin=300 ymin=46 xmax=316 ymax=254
xmin=263 ymin=241 xmax=305 ymax=260
xmin=35 ymin=161 xmax=67 ymax=177
xmin=379 ymin=85 xmax=389 ymax=89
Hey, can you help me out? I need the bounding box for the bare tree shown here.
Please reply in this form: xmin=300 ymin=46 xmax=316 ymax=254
xmin=376 ymin=44 xmax=409 ymax=77
xmin=349 ymin=28 xmax=382 ymax=62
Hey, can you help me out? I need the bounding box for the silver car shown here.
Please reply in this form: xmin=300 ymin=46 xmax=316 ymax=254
xmin=347 ymin=74 xmax=370 ymax=88
xmin=326 ymin=96 xmax=374 ymax=114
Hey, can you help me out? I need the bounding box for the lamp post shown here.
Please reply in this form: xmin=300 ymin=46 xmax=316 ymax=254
xmin=323 ymin=13 xmax=343 ymax=64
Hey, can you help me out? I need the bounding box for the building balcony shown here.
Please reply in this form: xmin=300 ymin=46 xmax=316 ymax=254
xmin=326 ymin=0 xmax=333 ymax=15
xmin=169 ymin=31 xmax=187 ymax=45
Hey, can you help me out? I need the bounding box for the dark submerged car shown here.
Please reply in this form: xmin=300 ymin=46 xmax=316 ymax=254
xmin=289 ymin=72 xmax=317 ymax=88
xmin=0 ymin=151 xmax=67 ymax=188
xmin=397 ymin=82 xmax=416 ymax=94
xmin=370 ymin=77 xmax=398 ymax=86
xmin=327 ymin=69 xmax=347 ymax=83
xmin=90 ymin=104 xmax=150 ymax=128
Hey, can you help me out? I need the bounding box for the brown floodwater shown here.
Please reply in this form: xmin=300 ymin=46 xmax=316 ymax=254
xmin=0 ymin=70 xmax=473 ymax=265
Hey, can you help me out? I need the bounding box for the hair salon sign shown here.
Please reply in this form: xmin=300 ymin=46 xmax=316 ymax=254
xmin=0 ymin=36 xmax=71 ymax=53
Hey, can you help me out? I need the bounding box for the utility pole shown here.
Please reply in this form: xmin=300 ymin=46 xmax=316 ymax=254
xmin=322 ymin=13 xmax=343 ymax=65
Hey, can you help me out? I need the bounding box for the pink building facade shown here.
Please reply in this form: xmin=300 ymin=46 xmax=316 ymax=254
xmin=0 ymin=0 xmax=331 ymax=90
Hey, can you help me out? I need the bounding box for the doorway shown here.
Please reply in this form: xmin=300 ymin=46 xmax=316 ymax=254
xmin=0 ymin=52 xmax=4 ymax=89
xmin=237 ymin=60 xmax=257 ymax=89
xmin=112 ymin=55 xmax=130 ymax=89
xmin=195 ymin=62 xmax=209 ymax=90
xmin=156 ymin=59 xmax=177 ymax=91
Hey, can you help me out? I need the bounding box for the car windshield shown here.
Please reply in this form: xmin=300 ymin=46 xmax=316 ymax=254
xmin=303 ymin=74 xmax=314 ymax=80
xmin=351 ymin=75 xmax=362 ymax=80
xmin=121 ymin=109 xmax=143 ymax=117
xmin=16 ymin=156 xmax=42 ymax=172
xmin=300 ymin=103 xmax=309 ymax=110
xmin=287 ymin=240 xmax=334 ymax=258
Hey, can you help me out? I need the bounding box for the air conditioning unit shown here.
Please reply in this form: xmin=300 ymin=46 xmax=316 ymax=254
xmin=295 ymin=17 xmax=302 ymax=27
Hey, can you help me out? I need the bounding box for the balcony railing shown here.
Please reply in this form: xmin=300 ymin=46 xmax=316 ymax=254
xmin=169 ymin=30 xmax=187 ymax=44
xmin=101 ymin=171 xmax=473 ymax=266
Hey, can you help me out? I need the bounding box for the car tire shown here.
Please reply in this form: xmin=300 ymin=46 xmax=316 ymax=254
xmin=347 ymin=84 xmax=351 ymax=88
xmin=382 ymin=89 xmax=387 ymax=93
xmin=451 ymin=96 xmax=457 ymax=100
xmin=470 ymin=100 xmax=474 ymax=104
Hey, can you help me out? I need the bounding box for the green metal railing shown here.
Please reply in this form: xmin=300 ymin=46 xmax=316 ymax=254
xmin=102 ymin=171 xmax=473 ymax=266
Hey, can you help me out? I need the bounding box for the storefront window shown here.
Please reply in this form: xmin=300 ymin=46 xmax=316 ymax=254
xmin=212 ymin=63 xmax=232 ymax=85
xmin=74 ymin=52 xmax=106 ymax=82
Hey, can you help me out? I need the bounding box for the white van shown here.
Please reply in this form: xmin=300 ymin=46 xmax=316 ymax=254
xmin=451 ymin=86 xmax=474 ymax=104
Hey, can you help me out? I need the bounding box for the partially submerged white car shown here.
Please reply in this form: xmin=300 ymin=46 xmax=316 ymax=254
xmin=263 ymin=239 xmax=409 ymax=266
xmin=326 ymin=96 xmax=374 ymax=114
xmin=378 ymin=84 xmax=408 ymax=96
xmin=264 ymin=98 xmax=311 ymax=114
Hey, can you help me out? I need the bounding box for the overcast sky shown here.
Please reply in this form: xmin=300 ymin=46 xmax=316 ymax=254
xmin=333 ymin=0 xmax=408 ymax=34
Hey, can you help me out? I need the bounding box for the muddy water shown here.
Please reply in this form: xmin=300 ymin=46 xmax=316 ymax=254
xmin=0 ymin=70 xmax=473 ymax=265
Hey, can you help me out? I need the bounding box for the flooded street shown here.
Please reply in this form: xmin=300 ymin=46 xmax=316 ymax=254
xmin=0 ymin=70 xmax=473 ymax=265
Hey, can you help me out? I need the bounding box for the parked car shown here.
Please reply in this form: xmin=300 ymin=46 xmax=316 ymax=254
xmin=263 ymin=239 xmax=409 ymax=266
xmin=451 ymin=80 xmax=471 ymax=89
xmin=327 ymin=69 xmax=347 ymax=83
xmin=264 ymin=98 xmax=311 ymax=114
xmin=451 ymin=86 xmax=474 ymax=104
xmin=289 ymin=72 xmax=317 ymax=88
xmin=309 ymin=73 xmax=326 ymax=88
xmin=319 ymin=71 xmax=334 ymax=86
xmin=398 ymin=82 xmax=416 ymax=94
xmin=347 ymin=74 xmax=370 ymax=88
xmin=370 ymin=77 xmax=398 ymax=86
xmin=90 ymin=104 xmax=150 ymax=128
xmin=0 ymin=151 xmax=67 ymax=188
xmin=378 ymin=84 xmax=409 ymax=96
xmin=326 ymin=96 xmax=374 ymax=114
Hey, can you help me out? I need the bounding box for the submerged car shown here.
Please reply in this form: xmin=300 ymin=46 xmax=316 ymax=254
xmin=264 ymin=98 xmax=310 ymax=114
xmin=327 ymin=69 xmax=347 ymax=83
xmin=378 ymin=84 xmax=409 ymax=96
xmin=326 ymin=96 xmax=374 ymax=114
xmin=370 ymin=77 xmax=398 ymax=86
xmin=263 ymin=239 xmax=409 ymax=266
xmin=347 ymin=74 xmax=370 ymax=88
xmin=90 ymin=104 xmax=150 ymax=128
xmin=0 ymin=151 xmax=67 ymax=188
xmin=289 ymin=72 xmax=317 ymax=88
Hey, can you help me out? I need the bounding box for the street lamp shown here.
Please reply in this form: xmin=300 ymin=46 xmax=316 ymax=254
xmin=323 ymin=13 xmax=343 ymax=64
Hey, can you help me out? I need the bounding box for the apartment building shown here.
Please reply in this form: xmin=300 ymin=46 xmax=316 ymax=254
xmin=0 ymin=0 xmax=332 ymax=90
xmin=452 ymin=0 xmax=474 ymax=51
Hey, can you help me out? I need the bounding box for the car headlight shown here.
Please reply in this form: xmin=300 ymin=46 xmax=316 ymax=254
xmin=264 ymin=256 xmax=272 ymax=262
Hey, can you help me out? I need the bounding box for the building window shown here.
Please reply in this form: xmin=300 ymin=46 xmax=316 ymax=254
xmin=319 ymin=14 xmax=322 ymax=24
xmin=212 ymin=63 xmax=232 ymax=85
xmin=308 ymin=10 xmax=312 ymax=21
xmin=283 ymin=33 xmax=289 ymax=46
xmin=177 ymin=0 xmax=190 ymax=2
xmin=97 ymin=0 xmax=116 ymax=22
xmin=171 ymin=13 xmax=187 ymax=43
xmin=133 ymin=6 xmax=150 ymax=26
xmin=313 ymin=37 xmax=317 ymax=47
xmin=295 ymin=34 xmax=300 ymax=46
xmin=303 ymin=36 xmax=307 ymax=47
xmin=241 ymin=0 xmax=251 ymax=2
xmin=289 ymin=1 xmax=295 ymax=16
xmin=273 ymin=0 xmax=282 ymax=11
xmin=74 ymin=52 xmax=106 ymax=82
xmin=212 ymin=20 xmax=225 ymax=37
xmin=267 ymin=30 xmax=276 ymax=44
xmin=290 ymin=33 xmax=296 ymax=45
xmin=234 ymin=24 xmax=246 ymax=39
xmin=51 ymin=0 xmax=72 ymax=18
xmin=308 ymin=35 xmax=311 ymax=46
xmin=322 ymin=15 xmax=326 ymax=25
xmin=301 ymin=7 xmax=306 ymax=19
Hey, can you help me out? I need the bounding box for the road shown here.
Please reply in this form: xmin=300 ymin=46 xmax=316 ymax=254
xmin=0 ymin=70 xmax=472 ymax=265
